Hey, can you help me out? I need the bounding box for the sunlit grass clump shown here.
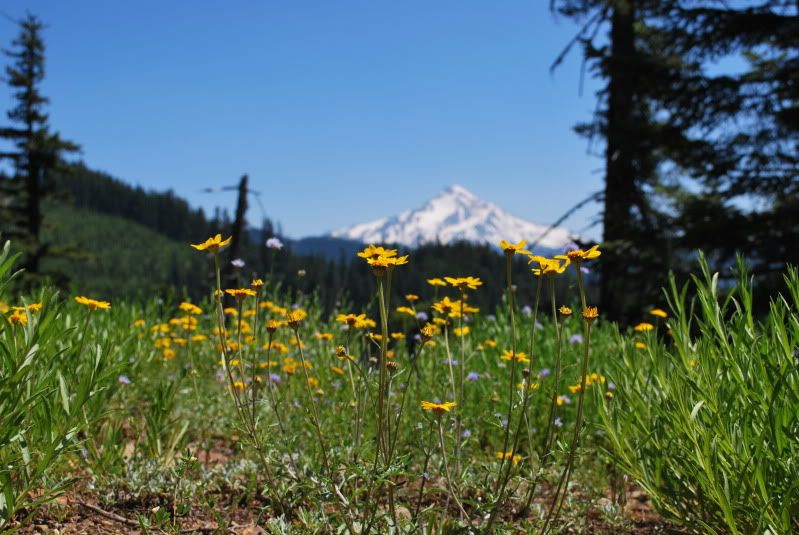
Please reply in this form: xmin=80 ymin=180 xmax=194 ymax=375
xmin=599 ymin=256 xmax=799 ymax=534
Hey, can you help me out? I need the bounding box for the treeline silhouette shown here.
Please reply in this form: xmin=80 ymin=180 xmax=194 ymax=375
xmin=56 ymin=162 xmax=221 ymax=243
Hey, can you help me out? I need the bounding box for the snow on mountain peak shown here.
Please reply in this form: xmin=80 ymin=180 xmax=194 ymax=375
xmin=330 ymin=185 xmax=575 ymax=250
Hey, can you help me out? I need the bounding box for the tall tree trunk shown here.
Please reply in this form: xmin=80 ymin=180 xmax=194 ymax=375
xmin=222 ymin=174 xmax=249 ymax=290
xmin=600 ymin=1 xmax=637 ymax=323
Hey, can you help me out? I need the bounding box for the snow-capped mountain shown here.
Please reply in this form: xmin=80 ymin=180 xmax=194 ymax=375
xmin=330 ymin=185 xmax=575 ymax=250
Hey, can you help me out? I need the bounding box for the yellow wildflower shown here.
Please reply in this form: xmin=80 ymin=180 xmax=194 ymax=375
xmin=286 ymin=310 xmax=305 ymax=329
xmin=566 ymin=244 xmax=601 ymax=263
xmin=314 ymin=332 xmax=334 ymax=341
xmin=190 ymin=234 xmax=232 ymax=253
xmin=225 ymin=288 xmax=257 ymax=300
xmin=500 ymin=350 xmax=529 ymax=363
xmin=179 ymin=302 xmax=202 ymax=315
xmin=427 ymin=277 xmax=447 ymax=287
xmin=357 ymin=245 xmax=398 ymax=261
xmin=420 ymin=323 xmax=437 ymax=341
xmin=650 ymin=308 xmax=668 ymax=319
xmin=496 ymin=451 xmax=523 ymax=465
xmin=529 ymin=255 xmax=570 ymax=276
xmin=367 ymin=254 xmax=409 ymax=270
xmin=74 ymin=296 xmax=111 ymax=310
xmin=396 ymin=306 xmax=416 ymax=317
xmin=499 ymin=239 xmax=531 ymax=256
xmin=444 ymin=276 xmax=483 ymax=291
xmin=7 ymin=311 xmax=27 ymax=325
xmin=420 ymin=400 xmax=457 ymax=414
xmin=336 ymin=313 xmax=367 ymax=328
xmin=432 ymin=296 xmax=460 ymax=317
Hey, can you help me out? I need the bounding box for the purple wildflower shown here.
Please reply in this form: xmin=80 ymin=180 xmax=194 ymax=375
xmin=266 ymin=237 xmax=284 ymax=250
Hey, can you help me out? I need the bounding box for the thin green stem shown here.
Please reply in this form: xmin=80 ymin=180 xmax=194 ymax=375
xmin=211 ymin=254 xmax=284 ymax=515
xmin=496 ymin=254 xmax=518 ymax=490
xmin=413 ymin=419 xmax=436 ymax=522
xmin=542 ymin=314 xmax=593 ymax=533
xmin=455 ymin=289 xmax=466 ymax=474
xmin=520 ymin=277 xmax=565 ymax=516
xmin=437 ymin=417 xmax=468 ymax=520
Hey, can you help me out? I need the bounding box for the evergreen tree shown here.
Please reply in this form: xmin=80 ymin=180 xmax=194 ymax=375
xmin=551 ymin=1 xmax=680 ymax=322
xmin=551 ymin=0 xmax=799 ymax=320
xmin=667 ymin=1 xmax=799 ymax=295
xmin=0 ymin=13 xmax=78 ymax=273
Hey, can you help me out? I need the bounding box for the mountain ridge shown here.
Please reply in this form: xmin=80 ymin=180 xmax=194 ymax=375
xmin=330 ymin=184 xmax=575 ymax=250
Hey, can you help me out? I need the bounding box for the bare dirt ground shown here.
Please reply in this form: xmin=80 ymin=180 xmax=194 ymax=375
xmin=14 ymin=487 xmax=686 ymax=534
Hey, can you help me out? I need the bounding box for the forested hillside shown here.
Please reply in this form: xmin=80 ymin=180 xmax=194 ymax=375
xmin=55 ymin=162 xmax=222 ymax=243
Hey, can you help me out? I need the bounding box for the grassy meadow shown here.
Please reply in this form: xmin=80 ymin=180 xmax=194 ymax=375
xmin=0 ymin=236 xmax=797 ymax=534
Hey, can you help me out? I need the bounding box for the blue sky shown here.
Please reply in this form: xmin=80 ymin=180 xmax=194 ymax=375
xmin=0 ymin=1 xmax=604 ymax=240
